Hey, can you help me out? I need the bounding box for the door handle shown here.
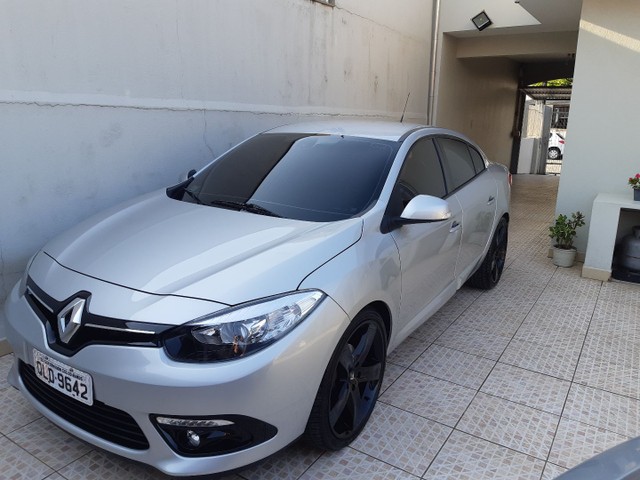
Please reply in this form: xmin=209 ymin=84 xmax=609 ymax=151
xmin=450 ymin=221 xmax=461 ymax=233
xmin=487 ymin=196 xmax=495 ymax=205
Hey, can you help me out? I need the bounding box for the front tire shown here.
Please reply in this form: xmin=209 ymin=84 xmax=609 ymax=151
xmin=548 ymin=147 xmax=561 ymax=160
xmin=305 ymin=309 xmax=387 ymax=450
xmin=467 ymin=217 xmax=508 ymax=290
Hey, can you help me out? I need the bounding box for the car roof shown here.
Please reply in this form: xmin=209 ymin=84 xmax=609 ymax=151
xmin=265 ymin=120 xmax=432 ymax=142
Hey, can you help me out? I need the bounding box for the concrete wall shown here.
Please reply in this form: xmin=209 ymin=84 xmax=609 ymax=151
xmin=0 ymin=0 xmax=432 ymax=340
xmin=555 ymin=0 xmax=640 ymax=253
xmin=434 ymin=35 xmax=519 ymax=166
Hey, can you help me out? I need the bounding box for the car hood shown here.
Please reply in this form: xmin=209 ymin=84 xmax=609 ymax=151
xmin=43 ymin=190 xmax=363 ymax=305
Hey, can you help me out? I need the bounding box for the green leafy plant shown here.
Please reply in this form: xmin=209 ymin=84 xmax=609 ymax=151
xmin=549 ymin=211 xmax=585 ymax=250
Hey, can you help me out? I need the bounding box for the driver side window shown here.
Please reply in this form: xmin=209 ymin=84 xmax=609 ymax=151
xmin=388 ymin=137 xmax=446 ymax=217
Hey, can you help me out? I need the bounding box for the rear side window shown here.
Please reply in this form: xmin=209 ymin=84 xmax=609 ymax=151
xmin=436 ymin=138 xmax=476 ymax=191
xmin=468 ymin=147 xmax=486 ymax=173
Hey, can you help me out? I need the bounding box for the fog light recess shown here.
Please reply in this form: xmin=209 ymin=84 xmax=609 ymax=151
xmin=151 ymin=414 xmax=277 ymax=457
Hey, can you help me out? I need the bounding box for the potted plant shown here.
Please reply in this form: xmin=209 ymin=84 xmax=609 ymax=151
xmin=629 ymin=173 xmax=640 ymax=201
xmin=549 ymin=211 xmax=585 ymax=267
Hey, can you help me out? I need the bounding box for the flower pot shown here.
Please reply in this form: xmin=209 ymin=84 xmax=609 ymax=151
xmin=552 ymin=246 xmax=577 ymax=268
xmin=635 ymin=189 xmax=640 ymax=201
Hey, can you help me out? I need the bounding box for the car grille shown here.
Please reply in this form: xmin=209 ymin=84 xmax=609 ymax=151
xmin=19 ymin=361 xmax=150 ymax=450
xmin=24 ymin=277 xmax=169 ymax=356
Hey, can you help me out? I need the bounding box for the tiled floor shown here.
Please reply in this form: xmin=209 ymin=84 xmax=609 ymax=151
xmin=2 ymin=174 xmax=640 ymax=479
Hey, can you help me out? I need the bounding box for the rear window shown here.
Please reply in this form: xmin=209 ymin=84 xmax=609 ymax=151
xmin=177 ymin=133 xmax=398 ymax=222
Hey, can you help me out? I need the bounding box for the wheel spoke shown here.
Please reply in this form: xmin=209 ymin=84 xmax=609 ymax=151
xmin=347 ymin=386 xmax=364 ymax=432
xmin=329 ymin=382 xmax=350 ymax=428
xmin=338 ymin=344 xmax=354 ymax=372
xmin=352 ymin=324 xmax=377 ymax=366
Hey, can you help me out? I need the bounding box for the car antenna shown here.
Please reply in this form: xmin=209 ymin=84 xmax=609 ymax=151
xmin=400 ymin=93 xmax=410 ymax=123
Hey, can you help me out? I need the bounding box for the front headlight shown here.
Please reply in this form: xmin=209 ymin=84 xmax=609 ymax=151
xmin=162 ymin=290 xmax=325 ymax=362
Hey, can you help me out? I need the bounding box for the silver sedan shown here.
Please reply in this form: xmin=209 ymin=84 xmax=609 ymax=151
xmin=4 ymin=121 xmax=510 ymax=476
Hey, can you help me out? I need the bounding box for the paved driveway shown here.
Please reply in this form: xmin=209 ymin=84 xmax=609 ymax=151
xmin=1 ymin=174 xmax=639 ymax=479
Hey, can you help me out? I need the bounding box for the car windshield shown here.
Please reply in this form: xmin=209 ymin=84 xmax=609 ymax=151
xmin=175 ymin=133 xmax=398 ymax=222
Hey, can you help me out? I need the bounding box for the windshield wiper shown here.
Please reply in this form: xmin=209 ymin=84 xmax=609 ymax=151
xmin=207 ymin=199 xmax=281 ymax=217
xmin=243 ymin=203 xmax=282 ymax=218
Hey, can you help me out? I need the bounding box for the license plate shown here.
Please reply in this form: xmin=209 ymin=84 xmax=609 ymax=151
xmin=33 ymin=349 xmax=93 ymax=406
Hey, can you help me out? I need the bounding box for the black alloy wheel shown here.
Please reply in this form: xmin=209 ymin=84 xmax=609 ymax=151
xmin=467 ymin=217 xmax=508 ymax=290
xmin=306 ymin=309 xmax=387 ymax=450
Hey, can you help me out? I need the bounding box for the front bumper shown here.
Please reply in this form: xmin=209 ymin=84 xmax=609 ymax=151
xmin=4 ymin=281 xmax=348 ymax=476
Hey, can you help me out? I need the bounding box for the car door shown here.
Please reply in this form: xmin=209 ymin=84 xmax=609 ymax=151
xmin=436 ymin=137 xmax=498 ymax=280
xmin=387 ymin=137 xmax=463 ymax=336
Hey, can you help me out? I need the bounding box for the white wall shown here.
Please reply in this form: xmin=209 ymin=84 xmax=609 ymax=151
xmin=555 ymin=0 xmax=640 ymax=253
xmin=0 ymin=0 xmax=432 ymax=340
xmin=434 ymin=35 xmax=519 ymax=166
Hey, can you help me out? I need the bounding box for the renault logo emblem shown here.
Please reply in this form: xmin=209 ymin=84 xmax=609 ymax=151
xmin=57 ymin=297 xmax=86 ymax=344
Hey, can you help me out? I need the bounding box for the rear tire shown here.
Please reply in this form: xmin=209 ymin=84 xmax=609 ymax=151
xmin=305 ymin=309 xmax=387 ymax=450
xmin=467 ymin=217 xmax=508 ymax=290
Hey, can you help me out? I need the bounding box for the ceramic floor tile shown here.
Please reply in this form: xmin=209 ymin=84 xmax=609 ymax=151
xmin=543 ymin=271 xmax=603 ymax=300
xmin=598 ymin=281 xmax=640 ymax=308
xmin=0 ymin=386 xmax=42 ymax=434
xmin=58 ymin=449 xmax=171 ymax=479
xmin=351 ymin=403 xmax=451 ymax=476
xmin=239 ymin=440 xmax=323 ymax=480
xmin=500 ymin=338 xmax=580 ymax=380
xmin=591 ymin=302 xmax=640 ymax=327
xmin=423 ymin=430 xmax=545 ymax=480
xmin=299 ymin=448 xmax=419 ymax=480
xmin=411 ymin=344 xmax=495 ymax=390
xmin=514 ymin=323 xmax=586 ymax=349
xmin=7 ymin=417 xmax=92 ymax=470
xmin=548 ymin=417 xmax=629 ymax=470
xmin=480 ymin=363 xmax=570 ymax=415
xmin=42 ymin=474 xmax=68 ymax=480
xmin=450 ymin=306 xmax=525 ymax=336
xmin=581 ymin=333 xmax=640 ymax=367
xmin=587 ymin=318 xmax=640 ymax=344
xmin=563 ymin=384 xmax=640 ymax=438
xmin=435 ymin=324 xmax=512 ymax=361
xmin=0 ymin=354 xmax=14 ymax=390
xmin=574 ymin=352 xmax=640 ymax=399
xmin=457 ymin=392 xmax=560 ymax=459
xmin=541 ymin=462 xmax=568 ymax=480
xmin=471 ymin=285 xmax=540 ymax=316
xmin=409 ymin=314 xmax=455 ymax=344
xmin=0 ymin=435 xmax=53 ymax=480
xmin=388 ymin=336 xmax=429 ymax=368
xmin=379 ymin=370 xmax=476 ymax=427
xmin=381 ymin=362 xmax=405 ymax=394
xmin=520 ymin=301 xmax=594 ymax=333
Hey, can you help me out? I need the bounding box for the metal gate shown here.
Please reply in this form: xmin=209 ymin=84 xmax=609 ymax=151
xmin=519 ymin=86 xmax=571 ymax=175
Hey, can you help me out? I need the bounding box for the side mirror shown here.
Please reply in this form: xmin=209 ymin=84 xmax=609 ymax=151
xmin=401 ymin=195 xmax=451 ymax=222
xmin=381 ymin=195 xmax=451 ymax=233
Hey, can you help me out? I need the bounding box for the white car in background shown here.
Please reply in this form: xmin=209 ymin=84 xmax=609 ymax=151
xmin=5 ymin=121 xmax=510 ymax=476
xmin=548 ymin=131 xmax=566 ymax=160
